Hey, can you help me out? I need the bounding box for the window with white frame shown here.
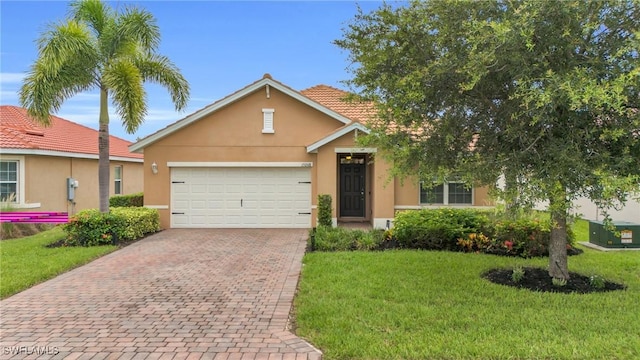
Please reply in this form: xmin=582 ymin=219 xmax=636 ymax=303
xmin=0 ymin=161 xmax=18 ymax=202
xmin=114 ymin=166 xmax=122 ymax=195
xmin=420 ymin=181 xmax=473 ymax=205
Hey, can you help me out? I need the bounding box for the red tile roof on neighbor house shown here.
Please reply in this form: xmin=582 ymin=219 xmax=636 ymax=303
xmin=0 ymin=105 xmax=142 ymax=160
xmin=301 ymin=84 xmax=377 ymax=124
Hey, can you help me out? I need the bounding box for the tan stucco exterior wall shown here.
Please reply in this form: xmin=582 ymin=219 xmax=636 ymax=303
xmin=394 ymin=176 xmax=493 ymax=207
xmin=143 ymin=87 xmax=346 ymax=228
xmin=371 ymin=155 xmax=396 ymax=228
xmin=140 ymin=86 xmax=494 ymax=229
xmin=18 ymin=155 xmax=143 ymax=214
xmin=110 ymin=160 xmax=143 ymax=196
xmin=313 ymin=131 xmax=378 ymax=224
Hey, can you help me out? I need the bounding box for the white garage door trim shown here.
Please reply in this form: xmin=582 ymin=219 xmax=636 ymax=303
xmin=167 ymin=161 xmax=313 ymax=168
xmin=170 ymin=165 xmax=312 ymax=229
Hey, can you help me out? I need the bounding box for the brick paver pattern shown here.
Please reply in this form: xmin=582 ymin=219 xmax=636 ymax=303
xmin=1 ymin=229 xmax=322 ymax=360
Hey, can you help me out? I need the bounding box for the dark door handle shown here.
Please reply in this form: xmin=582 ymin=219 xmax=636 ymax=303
xmin=241 ymin=199 xmax=243 ymax=207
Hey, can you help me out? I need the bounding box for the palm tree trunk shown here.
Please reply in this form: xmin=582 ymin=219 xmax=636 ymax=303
xmin=548 ymin=187 xmax=569 ymax=280
xmin=98 ymin=88 xmax=110 ymax=213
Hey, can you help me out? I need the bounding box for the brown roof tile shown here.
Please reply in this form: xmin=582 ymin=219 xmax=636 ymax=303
xmin=300 ymin=85 xmax=377 ymax=124
xmin=0 ymin=105 xmax=142 ymax=159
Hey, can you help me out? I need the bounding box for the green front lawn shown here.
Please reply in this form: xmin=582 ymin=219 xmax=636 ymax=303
xmin=295 ymin=246 xmax=640 ymax=360
xmin=0 ymin=226 xmax=116 ymax=299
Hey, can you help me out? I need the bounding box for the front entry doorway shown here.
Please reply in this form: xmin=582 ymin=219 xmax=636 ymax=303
xmin=339 ymin=154 xmax=366 ymax=218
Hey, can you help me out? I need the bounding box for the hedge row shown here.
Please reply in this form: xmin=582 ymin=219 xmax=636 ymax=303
xmin=109 ymin=192 xmax=144 ymax=207
xmin=63 ymin=207 xmax=160 ymax=246
xmin=311 ymin=209 xmax=577 ymax=258
xmin=393 ymin=209 xmax=576 ymax=257
xmin=393 ymin=208 xmax=492 ymax=251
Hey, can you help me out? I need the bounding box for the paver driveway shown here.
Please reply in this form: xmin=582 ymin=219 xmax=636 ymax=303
xmin=0 ymin=229 xmax=322 ymax=360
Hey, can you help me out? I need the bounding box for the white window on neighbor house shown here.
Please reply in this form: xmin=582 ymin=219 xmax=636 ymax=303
xmin=262 ymin=108 xmax=275 ymax=134
xmin=114 ymin=166 xmax=122 ymax=195
xmin=420 ymin=181 xmax=473 ymax=205
xmin=0 ymin=160 xmax=18 ymax=202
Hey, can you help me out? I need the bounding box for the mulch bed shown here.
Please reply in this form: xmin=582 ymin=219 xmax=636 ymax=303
xmin=483 ymin=267 xmax=626 ymax=294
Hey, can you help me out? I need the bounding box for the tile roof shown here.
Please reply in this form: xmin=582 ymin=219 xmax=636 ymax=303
xmin=0 ymin=105 xmax=142 ymax=159
xmin=300 ymin=85 xmax=377 ymax=124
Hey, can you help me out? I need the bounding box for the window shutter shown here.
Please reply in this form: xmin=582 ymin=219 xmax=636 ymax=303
xmin=262 ymin=108 xmax=275 ymax=133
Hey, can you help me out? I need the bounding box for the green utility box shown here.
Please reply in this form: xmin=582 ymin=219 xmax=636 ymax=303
xmin=589 ymin=221 xmax=640 ymax=248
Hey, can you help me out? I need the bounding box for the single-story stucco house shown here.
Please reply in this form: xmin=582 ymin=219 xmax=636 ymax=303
xmin=130 ymin=74 xmax=493 ymax=229
xmin=565 ymin=197 xmax=639 ymax=223
xmin=0 ymin=105 xmax=143 ymax=214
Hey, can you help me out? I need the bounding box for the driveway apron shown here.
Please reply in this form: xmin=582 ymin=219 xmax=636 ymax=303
xmin=0 ymin=229 xmax=322 ymax=360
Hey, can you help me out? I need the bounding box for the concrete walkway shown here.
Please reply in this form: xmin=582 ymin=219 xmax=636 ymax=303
xmin=0 ymin=229 xmax=322 ymax=360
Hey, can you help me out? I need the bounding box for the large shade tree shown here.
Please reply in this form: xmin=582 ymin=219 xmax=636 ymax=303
xmin=20 ymin=0 xmax=190 ymax=212
xmin=337 ymin=0 xmax=640 ymax=280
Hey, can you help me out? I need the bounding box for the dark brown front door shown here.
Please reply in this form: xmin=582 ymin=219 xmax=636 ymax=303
xmin=339 ymin=156 xmax=365 ymax=218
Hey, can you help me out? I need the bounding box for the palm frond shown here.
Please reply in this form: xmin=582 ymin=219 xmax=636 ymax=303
xmin=117 ymin=7 xmax=160 ymax=51
xmin=19 ymin=21 xmax=98 ymax=124
xmin=35 ymin=20 xmax=98 ymax=75
xmin=69 ymin=0 xmax=112 ymax=36
xmin=135 ymin=53 xmax=190 ymax=111
xmin=103 ymin=60 xmax=146 ymax=134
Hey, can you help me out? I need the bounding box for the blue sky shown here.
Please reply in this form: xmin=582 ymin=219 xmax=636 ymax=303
xmin=1 ymin=1 xmax=382 ymax=142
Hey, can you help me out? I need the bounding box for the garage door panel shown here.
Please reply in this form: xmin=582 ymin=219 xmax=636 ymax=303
xmin=208 ymin=184 xmax=225 ymax=193
xmin=171 ymin=167 xmax=311 ymax=228
xmin=243 ymin=184 xmax=260 ymax=194
xmin=207 ymin=200 xmax=224 ymax=209
xmin=224 ymin=199 xmax=241 ymax=209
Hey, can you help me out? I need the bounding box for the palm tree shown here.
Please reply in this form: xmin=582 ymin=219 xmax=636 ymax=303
xmin=20 ymin=0 xmax=189 ymax=212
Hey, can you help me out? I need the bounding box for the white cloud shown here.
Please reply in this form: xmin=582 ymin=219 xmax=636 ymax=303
xmin=0 ymin=73 xmax=25 ymax=84
xmin=144 ymin=108 xmax=184 ymax=122
xmin=0 ymin=89 xmax=19 ymax=103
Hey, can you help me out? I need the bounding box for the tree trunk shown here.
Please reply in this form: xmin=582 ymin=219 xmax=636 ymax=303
xmin=98 ymin=88 xmax=110 ymax=213
xmin=504 ymin=172 xmax=520 ymax=219
xmin=548 ymin=189 xmax=569 ymax=280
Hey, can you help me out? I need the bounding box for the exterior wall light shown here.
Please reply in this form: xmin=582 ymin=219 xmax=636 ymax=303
xmin=151 ymin=162 xmax=158 ymax=174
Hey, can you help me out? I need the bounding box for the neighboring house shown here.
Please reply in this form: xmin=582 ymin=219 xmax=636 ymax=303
xmin=130 ymin=74 xmax=492 ymax=229
xmin=554 ymin=197 xmax=639 ymax=223
xmin=0 ymin=105 xmax=143 ymax=214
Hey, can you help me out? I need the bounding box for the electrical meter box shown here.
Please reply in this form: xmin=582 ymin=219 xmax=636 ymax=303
xmin=589 ymin=221 xmax=640 ymax=248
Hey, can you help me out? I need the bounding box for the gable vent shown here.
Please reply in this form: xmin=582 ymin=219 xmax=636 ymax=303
xmin=262 ymin=108 xmax=275 ymax=134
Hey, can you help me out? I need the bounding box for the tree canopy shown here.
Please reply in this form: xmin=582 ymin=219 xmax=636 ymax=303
xmin=20 ymin=0 xmax=190 ymax=212
xmin=337 ymin=0 xmax=640 ymax=279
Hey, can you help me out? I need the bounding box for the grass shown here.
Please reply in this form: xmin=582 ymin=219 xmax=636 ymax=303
xmin=572 ymin=217 xmax=590 ymax=242
xmin=0 ymin=226 xmax=117 ymax=299
xmin=295 ymin=245 xmax=640 ymax=360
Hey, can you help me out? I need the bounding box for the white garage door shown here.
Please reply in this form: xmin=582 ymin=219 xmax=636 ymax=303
xmin=171 ymin=167 xmax=311 ymax=228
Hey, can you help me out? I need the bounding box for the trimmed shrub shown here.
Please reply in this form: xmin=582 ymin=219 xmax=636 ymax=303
xmin=109 ymin=192 xmax=144 ymax=207
xmin=457 ymin=216 xmax=578 ymax=258
xmin=393 ymin=208 xmax=491 ymax=250
xmin=488 ymin=217 xmax=576 ymax=257
xmin=63 ymin=207 xmax=159 ymax=246
xmin=355 ymin=229 xmax=385 ymax=251
xmin=110 ymin=207 xmax=160 ymax=241
xmin=311 ymin=225 xmax=385 ymax=251
xmin=317 ymin=194 xmax=333 ymax=227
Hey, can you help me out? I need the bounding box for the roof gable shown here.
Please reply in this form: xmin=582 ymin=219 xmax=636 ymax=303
xmin=0 ymin=105 xmax=142 ymax=161
xmin=130 ymin=74 xmax=356 ymax=153
xmin=306 ymin=122 xmax=370 ymax=153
